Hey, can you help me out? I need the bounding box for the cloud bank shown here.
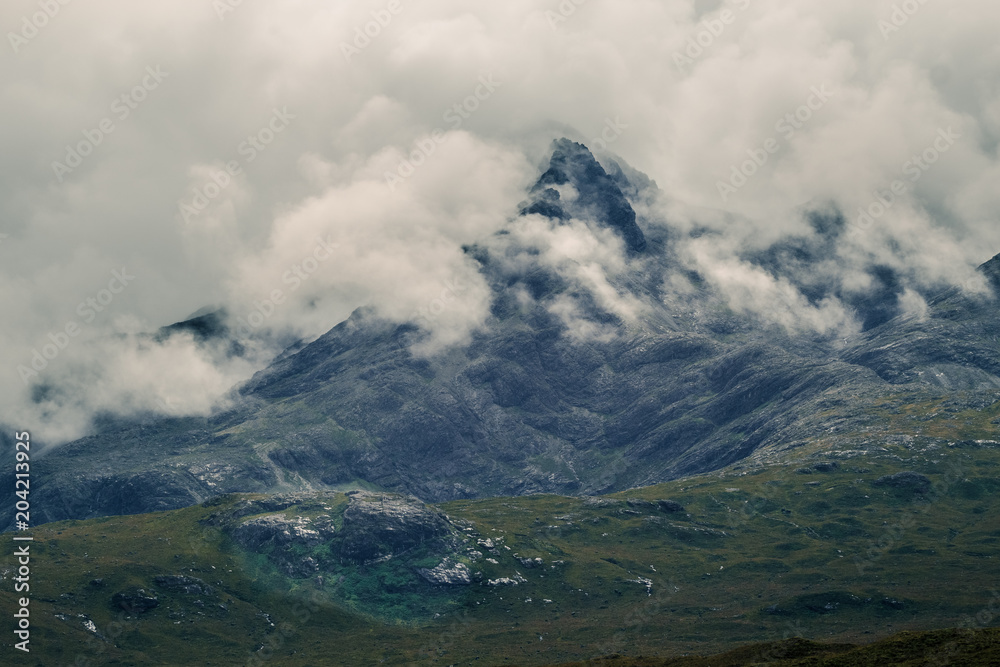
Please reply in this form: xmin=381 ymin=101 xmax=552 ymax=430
xmin=2 ymin=0 xmax=999 ymax=441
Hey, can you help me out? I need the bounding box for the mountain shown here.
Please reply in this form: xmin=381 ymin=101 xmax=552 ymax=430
xmin=7 ymin=137 xmax=1000 ymax=665
xmin=10 ymin=139 xmax=1000 ymax=528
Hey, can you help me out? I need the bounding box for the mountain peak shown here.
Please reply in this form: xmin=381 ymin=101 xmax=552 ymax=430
xmin=520 ymin=139 xmax=647 ymax=253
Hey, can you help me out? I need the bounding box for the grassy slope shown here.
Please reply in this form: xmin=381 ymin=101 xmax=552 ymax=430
xmin=540 ymin=627 xmax=1000 ymax=666
xmin=3 ymin=397 xmax=1000 ymax=665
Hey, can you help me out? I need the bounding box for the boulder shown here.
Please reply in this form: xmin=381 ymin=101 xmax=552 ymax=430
xmin=231 ymin=513 xmax=331 ymax=550
xmin=417 ymin=559 xmax=472 ymax=585
xmin=657 ymin=499 xmax=685 ymax=513
xmin=153 ymin=575 xmax=214 ymax=596
xmin=111 ymin=588 xmax=159 ymax=614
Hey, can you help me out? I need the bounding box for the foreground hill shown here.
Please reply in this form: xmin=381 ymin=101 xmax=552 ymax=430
xmin=3 ymin=417 xmax=999 ymax=664
xmin=540 ymin=627 xmax=1000 ymax=666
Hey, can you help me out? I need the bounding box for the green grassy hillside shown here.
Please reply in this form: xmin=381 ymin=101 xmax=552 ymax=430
xmin=3 ymin=423 xmax=1000 ymax=665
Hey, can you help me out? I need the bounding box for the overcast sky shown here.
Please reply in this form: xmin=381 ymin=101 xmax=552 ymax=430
xmin=3 ymin=0 xmax=1000 ymax=442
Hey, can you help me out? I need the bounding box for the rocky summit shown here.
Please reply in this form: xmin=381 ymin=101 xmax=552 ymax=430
xmin=520 ymin=137 xmax=648 ymax=253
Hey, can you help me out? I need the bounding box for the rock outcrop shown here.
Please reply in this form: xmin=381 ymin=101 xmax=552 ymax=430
xmin=417 ymin=558 xmax=472 ymax=585
xmin=111 ymin=588 xmax=159 ymax=614
xmin=337 ymin=491 xmax=454 ymax=564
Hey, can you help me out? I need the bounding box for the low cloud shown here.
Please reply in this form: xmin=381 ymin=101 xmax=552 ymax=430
xmin=2 ymin=0 xmax=1000 ymax=442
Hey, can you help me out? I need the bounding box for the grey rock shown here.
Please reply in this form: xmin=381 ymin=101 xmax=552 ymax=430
xmin=797 ymin=462 xmax=839 ymax=475
xmin=626 ymin=498 xmax=685 ymax=513
xmin=338 ymin=491 xmax=454 ymax=564
xmin=417 ymin=559 xmax=472 ymax=585
xmin=231 ymin=513 xmax=326 ymax=550
xmin=111 ymin=588 xmax=158 ymax=614
xmin=625 ymin=498 xmax=657 ymax=511
xmin=873 ymin=472 xmax=932 ymax=494
xmin=657 ymin=499 xmax=685 ymax=513
xmin=153 ymin=575 xmax=214 ymax=596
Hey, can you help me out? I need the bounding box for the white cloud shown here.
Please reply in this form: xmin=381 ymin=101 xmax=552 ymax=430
xmin=2 ymin=0 xmax=1000 ymax=441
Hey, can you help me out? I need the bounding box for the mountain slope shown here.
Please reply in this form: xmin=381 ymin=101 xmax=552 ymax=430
xmin=12 ymin=139 xmax=1000 ymax=527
